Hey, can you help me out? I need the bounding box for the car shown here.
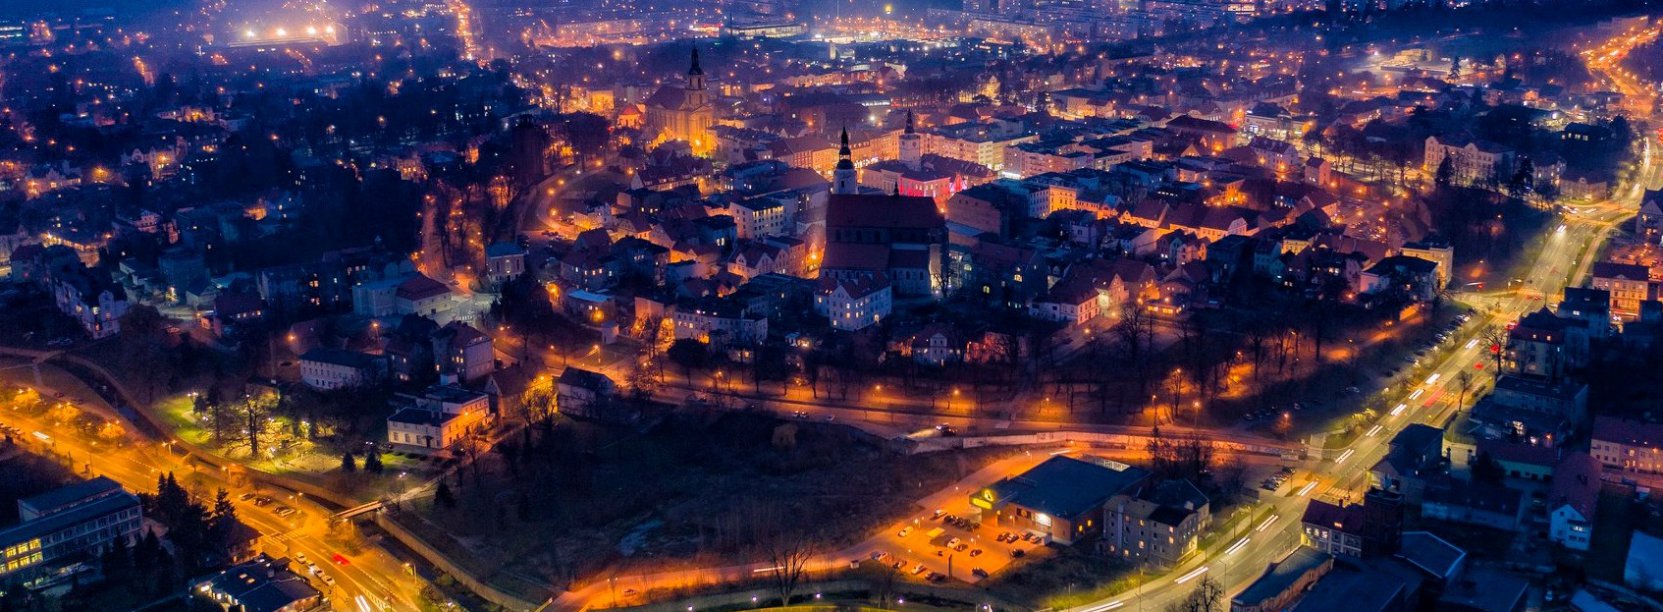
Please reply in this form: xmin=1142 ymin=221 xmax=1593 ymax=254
xmin=1010 ymin=549 xmax=1026 ymax=558
xmin=252 ymin=496 xmax=274 ymax=507
xmin=932 ymin=509 xmax=945 ymax=519
xmin=870 ymin=551 xmax=889 ymax=561
xmin=891 ymin=560 xmax=905 ymax=570
xmin=824 ymin=414 xmax=835 ymax=422
xmin=911 ymin=563 xmax=927 ymax=575
xmin=898 ymin=527 xmax=914 ymax=538
xmin=331 ymin=553 xmax=350 ymax=566
xmin=945 ymin=537 xmax=962 ymax=549
xmin=320 ymin=573 xmax=336 ymax=586
xmin=954 ymin=543 xmax=969 ymax=552
xmin=972 ymin=568 xmax=990 ymax=579
xmin=275 ymin=505 xmax=297 ymax=517
xmin=305 ymin=563 xmax=321 ymax=575
xmin=237 ymin=492 xmax=256 ymax=502
xmin=969 ymin=549 xmax=982 ymax=557
xmin=791 ymin=410 xmax=807 ymax=419
xmin=294 ymin=552 xmax=308 ymax=564
xmin=927 ymin=572 xmax=946 ymax=583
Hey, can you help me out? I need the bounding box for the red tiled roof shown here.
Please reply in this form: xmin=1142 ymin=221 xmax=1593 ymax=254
xmin=1592 ymin=416 xmax=1663 ymax=448
xmin=826 ymin=193 xmax=944 ymax=230
xmin=396 ymin=274 xmax=450 ymax=300
xmin=1549 ymin=453 xmax=1601 ymax=518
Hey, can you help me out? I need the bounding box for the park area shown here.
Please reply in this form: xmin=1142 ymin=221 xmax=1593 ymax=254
xmin=389 ymin=409 xmax=1010 ymax=603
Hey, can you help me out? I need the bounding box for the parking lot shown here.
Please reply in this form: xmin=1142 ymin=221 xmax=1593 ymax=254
xmin=852 ymin=451 xmax=1065 ymax=585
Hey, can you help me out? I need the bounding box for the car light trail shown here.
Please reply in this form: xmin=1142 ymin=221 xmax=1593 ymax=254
xmin=1174 ymin=566 xmax=1210 ymax=584
xmin=1425 ymin=373 xmax=1440 ymax=385
xmin=1366 ymin=425 xmax=1383 ymax=437
xmin=31 ymin=431 xmax=49 ymax=441
xmin=1296 ymin=482 xmax=1318 ymax=497
xmin=1335 ymin=449 xmax=1355 ymax=464
xmin=1390 ymin=403 xmax=1406 ymax=416
xmin=1256 ymin=515 xmax=1280 ymax=532
xmin=1224 ymin=537 xmax=1250 ymax=556
xmin=752 ymin=566 xmax=784 ymax=574
xmin=1408 ymin=389 xmax=1424 ymax=400
xmin=1079 ymin=600 xmax=1125 ymax=612
xmin=1464 ymin=338 xmax=1479 ymax=350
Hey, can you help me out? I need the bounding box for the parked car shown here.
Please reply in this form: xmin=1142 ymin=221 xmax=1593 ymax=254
xmin=972 ymin=568 xmax=990 ymax=579
xmin=911 ymin=563 xmax=927 ymax=575
xmin=898 ymin=527 xmax=914 ymax=538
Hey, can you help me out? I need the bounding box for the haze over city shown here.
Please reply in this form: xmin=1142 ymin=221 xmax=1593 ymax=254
xmin=0 ymin=0 xmax=1661 ymax=611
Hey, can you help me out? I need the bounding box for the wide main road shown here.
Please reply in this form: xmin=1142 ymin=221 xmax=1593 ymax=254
xmin=1062 ymin=131 xmax=1658 ymax=612
xmin=0 ymin=397 xmax=423 ymax=612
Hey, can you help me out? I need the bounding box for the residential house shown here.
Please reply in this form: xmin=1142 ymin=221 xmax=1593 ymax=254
xmin=1590 ymin=416 xmax=1663 ymax=488
xmin=395 ymin=274 xmax=455 ymax=320
xmin=1504 ymin=308 xmax=1573 ymax=381
xmin=1591 ymin=262 xmax=1654 ymax=319
xmin=814 ymin=274 xmax=892 ymax=332
xmin=555 ymin=368 xmax=623 ymax=422
xmin=1370 ymin=424 xmax=1446 ymax=504
xmin=194 ymin=555 xmax=322 ymax=612
xmin=1547 ymin=452 xmax=1601 ymax=551
xmin=386 ymin=385 xmax=493 ymax=452
xmin=431 ymin=322 xmax=494 ymax=383
xmin=1102 ymin=480 xmax=1211 ymax=567
xmin=299 ymin=348 xmax=385 ymax=391
xmin=484 ymin=243 xmax=528 ymax=288
xmin=1424 ymin=134 xmax=1514 ymax=186
xmin=1300 ymin=490 xmax=1404 ymax=558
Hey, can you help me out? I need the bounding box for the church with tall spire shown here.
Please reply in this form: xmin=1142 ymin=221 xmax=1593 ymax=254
xmin=820 ymin=122 xmax=949 ymax=298
xmin=832 ymin=127 xmax=859 ymax=195
xmin=643 ymin=46 xmax=716 ymax=156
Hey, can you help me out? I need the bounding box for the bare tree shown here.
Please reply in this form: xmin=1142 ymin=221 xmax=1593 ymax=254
xmin=241 ymin=391 xmax=278 ymax=458
xmin=763 ymin=533 xmax=815 ymax=606
xmin=1453 ymin=370 xmax=1476 ymax=411
xmin=1166 ymin=575 xmax=1226 ymax=612
xmin=1479 ymin=326 xmax=1509 ymax=377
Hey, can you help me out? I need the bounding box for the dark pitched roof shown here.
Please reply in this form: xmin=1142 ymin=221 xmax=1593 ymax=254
xmin=826 ymin=193 xmax=944 ymax=230
xmin=985 ymin=456 xmax=1147 ymax=519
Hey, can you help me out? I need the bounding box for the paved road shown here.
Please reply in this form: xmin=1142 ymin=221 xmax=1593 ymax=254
xmin=1061 ymin=102 xmax=1660 ymax=612
xmin=0 ymin=377 xmax=426 ymax=612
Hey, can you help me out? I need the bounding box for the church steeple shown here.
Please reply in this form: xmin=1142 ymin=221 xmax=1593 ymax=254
xmin=687 ymin=46 xmax=706 ymax=92
xmin=899 ymin=110 xmax=922 ymax=171
xmin=832 ymin=127 xmax=858 ymax=195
